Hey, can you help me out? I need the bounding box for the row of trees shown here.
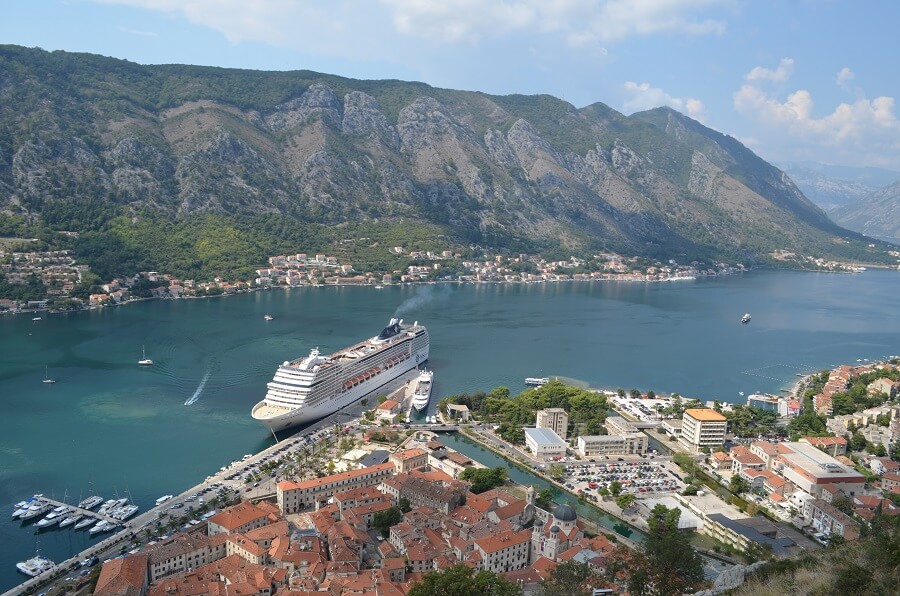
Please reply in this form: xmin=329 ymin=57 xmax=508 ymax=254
xmin=440 ymin=381 xmax=610 ymax=445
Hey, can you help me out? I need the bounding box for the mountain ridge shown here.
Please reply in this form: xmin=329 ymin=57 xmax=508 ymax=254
xmin=0 ymin=45 xmax=891 ymax=280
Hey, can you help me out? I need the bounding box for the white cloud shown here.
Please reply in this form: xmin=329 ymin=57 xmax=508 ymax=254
xmin=96 ymin=0 xmax=728 ymax=50
xmin=623 ymin=81 xmax=705 ymax=121
xmin=745 ymin=58 xmax=793 ymax=83
xmin=836 ymin=67 xmax=855 ymax=90
xmin=734 ymin=60 xmax=900 ymax=167
xmin=384 ymin=0 xmax=727 ymax=45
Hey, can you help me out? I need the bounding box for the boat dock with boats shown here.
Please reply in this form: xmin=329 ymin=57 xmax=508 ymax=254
xmin=12 ymin=495 xmax=127 ymax=534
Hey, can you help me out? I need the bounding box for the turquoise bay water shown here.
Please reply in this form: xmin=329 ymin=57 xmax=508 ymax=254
xmin=1 ymin=270 xmax=899 ymax=590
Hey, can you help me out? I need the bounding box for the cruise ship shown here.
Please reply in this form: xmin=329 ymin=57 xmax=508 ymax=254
xmin=251 ymin=318 xmax=429 ymax=432
xmin=411 ymin=369 xmax=433 ymax=412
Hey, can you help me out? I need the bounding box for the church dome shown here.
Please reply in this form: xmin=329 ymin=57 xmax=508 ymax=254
xmin=550 ymin=525 xmax=560 ymax=533
xmin=534 ymin=517 xmax=544 ymax=527
xmin=553 ymin=503 xmax=577 ymax=522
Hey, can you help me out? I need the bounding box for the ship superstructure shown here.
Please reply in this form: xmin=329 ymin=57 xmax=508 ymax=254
xmin=251 ymin=318 xmax=429 ymax=432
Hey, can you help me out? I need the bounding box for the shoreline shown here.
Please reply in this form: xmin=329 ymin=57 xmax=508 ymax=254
xmin=2 ymin=269 xmax=740 ymax=319
xmin=8 ymin=263 xmax=897 ymax=320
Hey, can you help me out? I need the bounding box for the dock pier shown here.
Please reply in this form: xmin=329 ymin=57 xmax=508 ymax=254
xmin=37 ymin=497 xmax=123 ymax=526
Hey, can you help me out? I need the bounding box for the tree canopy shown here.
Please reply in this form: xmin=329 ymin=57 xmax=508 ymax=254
xmin=605 ymin=504 xmax=706 ymax=595
xmin=407 ymin=564 xmax=522 ymax=596
xmin=442 ymin=381 xmax=609 ymax=445
xmin=460 ymin=467 xmax=508 ymax=494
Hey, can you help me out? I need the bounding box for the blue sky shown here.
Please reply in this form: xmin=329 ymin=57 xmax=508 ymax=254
xmin=4 ymin=1 xmax=900 ymax=170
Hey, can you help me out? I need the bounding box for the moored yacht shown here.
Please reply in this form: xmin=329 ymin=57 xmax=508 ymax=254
xmin=73 ymin=515 xmax=96 ymax=530
xmin=19 ymin=501 xmax=52 ymax=521
xmin=411 ymin=369 xmax=433 ymax=412
xmin=59 ymin=513 xmax=83 ymax=528
xmin=110 ymin=503 xmax=139 ymax=520
xmin=89 ymin=519 xmax=117 ymax=535
xmin=78 ymin=495 xmax=104 ymax=510
xmin=16 ymin=553 xmax=54 ymax=577
xmin=12 ymin=495 xmax=43 ymax=518
xmin=35 ymin=506 xmax=70 ymax=528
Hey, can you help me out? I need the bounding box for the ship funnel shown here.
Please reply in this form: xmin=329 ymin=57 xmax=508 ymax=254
xmin=389 ymin=317 xmax=398 ymax=325
xmin=414 ymin=321 xmax=418 ymax=327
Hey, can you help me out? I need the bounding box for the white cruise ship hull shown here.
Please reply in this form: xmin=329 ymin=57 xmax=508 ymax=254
xmin=252 ymin=320 xmax=429 ymax=433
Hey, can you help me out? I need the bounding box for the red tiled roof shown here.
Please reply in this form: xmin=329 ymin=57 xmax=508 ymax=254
xmin=95 ymin=554 xmax=148 ymax=595
xmin=279 ymin=462 xmax=394 ymax=491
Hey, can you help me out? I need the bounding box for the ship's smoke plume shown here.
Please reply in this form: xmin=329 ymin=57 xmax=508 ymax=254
xmin=394 ymin=284 xmax=451 ymax=317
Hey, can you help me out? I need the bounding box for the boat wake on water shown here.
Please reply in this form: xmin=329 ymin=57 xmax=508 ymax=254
xmin=184 ymin=370 xmax=211 ymax=406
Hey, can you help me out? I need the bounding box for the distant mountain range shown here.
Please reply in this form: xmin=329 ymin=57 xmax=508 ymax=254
xmin=830 ymin=181 xmax=900 ymax=243
xmin=0 ymin=45 xmax=891 ymax=280
xmin=780 ymin=162 xmax=900 ymax=243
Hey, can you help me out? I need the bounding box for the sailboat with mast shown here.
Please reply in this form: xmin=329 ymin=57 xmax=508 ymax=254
xmin=138 ymin=345 xmax=153 ymax=366
xmin=42 ymin=365 xmax=56 ymax=384
xmin=16 ymin=535 xmax=55 ymax=577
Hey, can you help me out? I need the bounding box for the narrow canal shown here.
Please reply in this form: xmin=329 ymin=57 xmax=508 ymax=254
xmin=438 ymin=432 xmax=646 ymax=542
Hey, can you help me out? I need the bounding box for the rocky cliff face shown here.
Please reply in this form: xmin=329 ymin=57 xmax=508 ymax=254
xmin=831 ymin=180 xmax=900 ymax=243
xmin=0 ymin=45 xmax=877 ymax=262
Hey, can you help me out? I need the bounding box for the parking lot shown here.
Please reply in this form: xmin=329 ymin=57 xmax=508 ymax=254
xmin=560 ymin=457 xmax=685 ymax=501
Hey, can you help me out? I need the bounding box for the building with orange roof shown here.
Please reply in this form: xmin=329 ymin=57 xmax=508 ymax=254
xmin=389 ymin=448 xmax=428 ymax=473
xmin=376 ymin=399 xmax=401 ymax=423
xmin=680 ymin=408 xmax=727 ymax=452
xmin=473 ymin=528 xmax=532 ymax=573
xmin=749 ymin=441 xmax=783 ymax=469
xmin=710 ymin=450 xmax=733 ymax=469
xmin=800 ymin=436 xmax=847 ymax=457
xmin=95 ymin=554 xmax=149 ymax=596
xmin=277 ymin=462 xmax=395 ymax=513
xmin=207 ymin=502 xmax=275 ymax=536
xmin=763 ymin=473 xmax=791 ymax=497
xmin=144 ymin=532 xmax=230 ymax=581
xmin=243 ymin=520 xmax=290 ymax=550
xmin=730 ymin=446 xmax=765 ymax=475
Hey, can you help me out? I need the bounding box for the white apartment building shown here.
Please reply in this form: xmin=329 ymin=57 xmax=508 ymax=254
xmin=679 ymin=408 xmax=727 ymax=452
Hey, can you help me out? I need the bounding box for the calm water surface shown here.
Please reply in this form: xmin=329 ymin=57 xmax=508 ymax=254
xmin=1 ymin=269 xmax=898 ymax=590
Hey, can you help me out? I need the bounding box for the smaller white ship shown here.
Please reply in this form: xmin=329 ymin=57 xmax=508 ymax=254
xmin=741 ymin=313 xmax=751 ymax=324
xmin=78 ymin=495 xmax=104 ymax=510
xmin=138 ymin=345 xmax=153 ymax=366
xmin=525 ymin=377 xmax=550 ymax=387
xmin=16 ymin=550 xmax=54 ymax=577
xmin=19 ymin=501 xmax=51 ymax=521
xmin=35 ymin=506 xmax=70 ymax=528
xmin=73 ymin=516 xmax=96 ymax=530
xmin=42 ymin=366 xmax=56 ymax=384
xmin=89 ymin=519 xmax=117 ymax=535
xmin=411 ymin=369 xmax=433 ymax=412
xmin=155 ymin=495 xmax=173 ymax=506
xmin=264 ymin=314 xmax=273 ymax=321
xmin=110 ymin=503 xmax=138 ymax=520
xmin=12 ymin=495 xmax=43 ymax=518
xmin=58 ymin=513 xmax=82 ymax=528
